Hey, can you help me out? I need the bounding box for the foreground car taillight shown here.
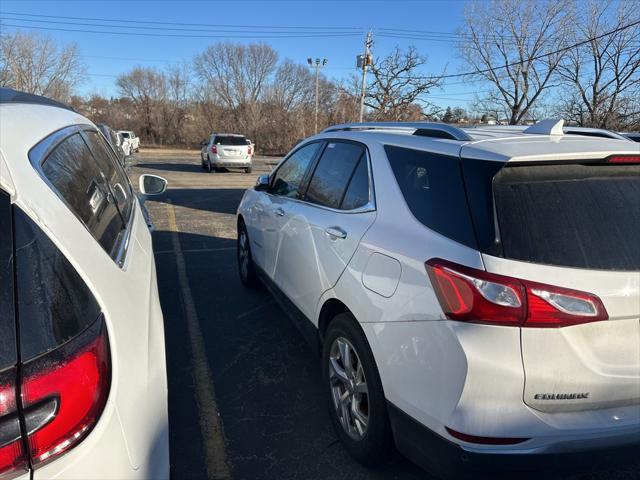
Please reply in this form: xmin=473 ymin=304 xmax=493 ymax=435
xmin=426 ymin=259 xmax=608 ymax=327
xmin=21 ymin=319 xmax=111 ymax=467
xmin=0 ymin=369 xmax=28 ymax=480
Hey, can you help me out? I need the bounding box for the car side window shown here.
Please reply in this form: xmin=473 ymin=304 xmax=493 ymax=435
xmin=0 ymin=190 xmax=17 ymax=370
xmin=305 ymin=142 xmax=364 ymax=209
xmin=271 ymin=142 xmax=322 ymax=198
xmin=41 ymin=133 xmax=125 ymax=258
xmin=340 ymin=156 xmax=370 ymax=210
xmin=14 ymin=208 xmax=101 ymax=361
xmin=83 ymin=131 xmax=134 ymax=225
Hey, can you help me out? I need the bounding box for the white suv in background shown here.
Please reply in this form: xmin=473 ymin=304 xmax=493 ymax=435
xmin=117 ymin=130 xmax=140 ymax=153
xmin=0 ymin=89 xmax=169 ymax=480
xmin=236 ymin=120 xmax=640 ymax=477
xmin=201 ymin=133 xmax=253 ymax=173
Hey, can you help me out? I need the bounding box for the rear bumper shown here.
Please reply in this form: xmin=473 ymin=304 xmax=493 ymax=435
xmin=210 ymin=156 xmax=252 ymax=167
xmin=388 ymin=402 xmax=640 ymax=479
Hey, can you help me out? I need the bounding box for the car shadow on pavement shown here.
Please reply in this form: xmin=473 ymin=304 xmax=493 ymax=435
xmin=153 ymin=188 xmax=248 ymax=216
xmin=135 ymin=162 xmax=204 ymax=173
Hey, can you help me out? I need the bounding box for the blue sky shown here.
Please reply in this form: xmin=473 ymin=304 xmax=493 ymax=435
xmin=1 ymin=0 xmax=480 ymax=108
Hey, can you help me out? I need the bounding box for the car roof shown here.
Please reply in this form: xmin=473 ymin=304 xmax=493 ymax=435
xmin=318 ymin=121 xmax=640 ymax=164
xmin=212 ymin=133 xmax=245 ymax=137
xmin=0 ymin=87 xmax=73 ymax=111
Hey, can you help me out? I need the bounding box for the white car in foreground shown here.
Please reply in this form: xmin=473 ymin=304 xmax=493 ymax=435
xmin=0 ymin=88 xmax=169 ymax=480
xmin=237 ymin=120 xmax=640 ymax=477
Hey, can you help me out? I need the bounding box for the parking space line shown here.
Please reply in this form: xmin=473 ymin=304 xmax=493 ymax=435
xmin=165 ymin=200 xmax=231 ymax=480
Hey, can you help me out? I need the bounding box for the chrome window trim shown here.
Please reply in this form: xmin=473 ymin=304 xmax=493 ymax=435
xmin=28 ymin=124 xmax=135 ymax=268
xmin=266 ymin=139 xmax=377 ymax=214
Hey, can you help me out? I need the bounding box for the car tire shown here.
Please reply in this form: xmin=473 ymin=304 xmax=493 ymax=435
xmin=206 ymin=156 xmax=213 ymax=173
xmin=237 ymin=221 xmax=260 ymax=288
xmin=322 ymin=313 xmax=393 ymax=467
xmin=245 ymin=166 xmax=253 ymax=174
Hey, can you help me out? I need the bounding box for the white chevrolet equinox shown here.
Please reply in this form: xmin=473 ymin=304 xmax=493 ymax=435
xmin=0 ymin=89 xmax=169 ymax=480
xmin=236 ymin=120 xmax=640 ymax=477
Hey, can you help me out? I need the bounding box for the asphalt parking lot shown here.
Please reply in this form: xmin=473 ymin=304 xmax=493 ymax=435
xmin=128 ymin=149 xmax=639 ymax=480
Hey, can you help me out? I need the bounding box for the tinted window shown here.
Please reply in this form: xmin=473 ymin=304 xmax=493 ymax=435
xmin=385 ymin=145 xmax=477 ymax=248
xmin=306 ymin=142 xmax=364 ymax=209
xmin=341 ymin=157 xmax=370 ymax=210
xmin=271 ymin=142 xmax=322 ymax=198
xmin=84 ymin=131 xmax=134 ymax=225
xmin=121 ymin=132 xmax=130 ymax=138
xmin=42 ymin=133 xmax=125 ymax=257
xmin=0 ymin=191 xmax=16 ymax=370
xmin=494 ymin=164 xmax=640 ymax=270
xmin=215 ymin=136 xmax=247 ymax=145
xmin=14 ymin=209 xmax=101 ymax=360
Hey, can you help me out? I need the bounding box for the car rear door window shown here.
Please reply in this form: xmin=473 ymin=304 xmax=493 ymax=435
xmin=14 ymin=208 xmax=101 ymax=360
xmin=271 ymin=142 xmax=322 ymax=198
xmin=41 ymin=133 xmax=126 ymax=258
xmin=305 ymin=142 xmax=364 ymax=209
xmin=385 ymin=145 xmax=477 ymax=248
xmin=0 ymin=190 xmax=17 ymax=370
xmin=341 ymin=156 xmax=370 ymax=210
xmin=493 ymin=163 xmax=640 ymax=270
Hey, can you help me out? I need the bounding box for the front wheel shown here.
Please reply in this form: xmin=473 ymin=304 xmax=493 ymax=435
xmin=206 ymin=156 xmax=213 ymax=173
xmin=237 ymin=222 xmax=260 ymax=288
xmin=322 ymin=313 xmax=392 ymax=466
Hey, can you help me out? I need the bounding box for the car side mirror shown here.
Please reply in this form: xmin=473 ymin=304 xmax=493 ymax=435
xmin=254 ymin=175 xmax=269 ymax=192
xmin=139 ymin=174 xmax=168 ymax=196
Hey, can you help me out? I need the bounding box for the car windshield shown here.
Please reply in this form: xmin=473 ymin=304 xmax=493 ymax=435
xmin=215 ymin=136 xmax=246 ymax=145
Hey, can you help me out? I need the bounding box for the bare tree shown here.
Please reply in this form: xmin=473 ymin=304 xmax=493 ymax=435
xmin=460 ymin=0 xmax=573 ymax=125
xmin=0 ymin=31 xmax=85 ymax=101
xmin=555 ymin=0 xmax=640 ymax=129
xmin=365 ymin=46 xmax=441 ymax=120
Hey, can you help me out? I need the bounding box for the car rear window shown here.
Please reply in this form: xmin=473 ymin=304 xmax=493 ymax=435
xmin=493 ymin=163 xmax=640 ymax=270
xmin=385 ymin=145 xmax=477 ymax=248
xmin=14 ymin=208 xmax=101 ymax=360
xmin=215 ymin=136 xmax=247 ymax=146
xmin=0 ymin=191 xmax=17 ymax=370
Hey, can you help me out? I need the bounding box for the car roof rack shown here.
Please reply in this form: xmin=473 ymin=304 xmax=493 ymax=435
xmin=322 ymin=122 xmax=473 ymax=141
xmin=0 ymin=87 xmax=73 ymax=111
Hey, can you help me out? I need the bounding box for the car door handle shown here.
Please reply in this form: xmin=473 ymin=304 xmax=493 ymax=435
xmin=325 ymin=227 xmax=347 ymax=239
xmin=274 ymin=207 xmax=285 ymax=217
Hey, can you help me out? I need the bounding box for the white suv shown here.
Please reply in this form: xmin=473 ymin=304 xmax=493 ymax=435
xmin=201 ymin=133 xmax=253 ymax=173
xmin=0 ymin=89 xmax=169 ymax=480
xmin=236 ymin=120 xmax=640 ymax=477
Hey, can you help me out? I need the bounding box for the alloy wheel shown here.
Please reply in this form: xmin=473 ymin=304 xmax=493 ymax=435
xmin=328 ymin=337 xmax=369 ymax=440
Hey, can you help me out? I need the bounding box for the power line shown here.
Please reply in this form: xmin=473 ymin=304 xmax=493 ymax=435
xmin=0 ymin=22 xmax=363 ymax=39
xmin=0 ymin=10 xmax=364 ymax=30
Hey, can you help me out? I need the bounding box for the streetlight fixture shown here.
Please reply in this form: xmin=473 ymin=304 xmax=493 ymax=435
xmin=308 ymin=57 xmax=327 ymax=134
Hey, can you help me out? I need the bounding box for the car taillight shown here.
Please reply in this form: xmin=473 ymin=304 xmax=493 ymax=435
xmin=20 ymin=319 xmax=110 ymax=468
xmin=211 ymin=144 xmax=217 ymax=154
xmin=0 ymin=369 xmax=28 ymax=480
xmin=247 ymin=145 xmax=252 ymax=155
xmin=607 ymin=155 xmax=640 ymax=164
xmin=425 ymin=259 xmax=608 ymax=328
xmin=445 ymin=427 xmax=529 ymax=445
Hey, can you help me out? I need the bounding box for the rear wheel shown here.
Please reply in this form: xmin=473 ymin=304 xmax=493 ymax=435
xmin=322 ymin=313 xmax=392 ymax=466
xmin=245 ymin=166 xmax=253 ymax=174
xmin=206 ymin=156 xmax=213 ymax=173
xmin=237 ymin=221 xmax=260 ymax=288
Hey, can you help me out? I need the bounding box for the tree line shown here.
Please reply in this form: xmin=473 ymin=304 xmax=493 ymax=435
xmin=0 ymin=0 xmax=637 ymax=153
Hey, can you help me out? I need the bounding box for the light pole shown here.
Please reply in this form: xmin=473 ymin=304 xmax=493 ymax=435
xmin=308 ymin=57 xmax=327 ymax=134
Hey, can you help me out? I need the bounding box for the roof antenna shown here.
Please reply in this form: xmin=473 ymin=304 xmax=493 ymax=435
xmin=524 ymin=118 xmax=565 ymax=136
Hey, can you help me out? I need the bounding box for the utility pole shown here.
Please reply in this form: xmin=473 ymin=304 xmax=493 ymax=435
xmin=358 ymin=31 xmax=373 ymax=123
xmin=308 ymin=57 xmax=327 ymax=134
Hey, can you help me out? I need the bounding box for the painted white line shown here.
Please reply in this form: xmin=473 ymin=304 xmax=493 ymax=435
xmin=166 ymin=200 xmax=231 ymax=480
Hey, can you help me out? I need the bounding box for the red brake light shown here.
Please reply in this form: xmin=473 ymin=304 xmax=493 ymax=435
xmin=0 ymin=369 xmax=28 ymax=479
xmin=426 ymin=259 xmax=608 ymax=328
xmin=21 ymin=320 xmax=110 ymax=467
xmin=607 ymin=155 xmax=640 ymax=164
xmin=248 ymin=145 xmax=252 ymax=155
xmin=211 ymin=144 xmax=217 ymax=154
